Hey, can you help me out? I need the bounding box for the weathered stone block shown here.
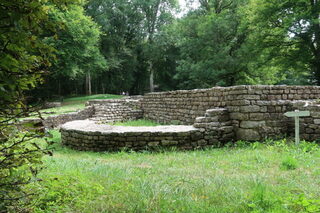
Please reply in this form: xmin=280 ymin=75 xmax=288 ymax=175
xmin=240 ymin=121 xmax=265 ymax=129
xmin=236 ymin=129 xmax=260 ymax=141
xmin=230 ymin=113 xmax=249 ymax=120
xmin=240 ymin=105 xmax=260 ymax=113
xmin=314 ymin=119 xmax=320 ymax=124
xmin=205 ymin=108 xmax=228 ymax=116
xmin=148 ymin=142 xmax=159 ymax=146
xmin=161 ymin=140 xmax=178 ymax=146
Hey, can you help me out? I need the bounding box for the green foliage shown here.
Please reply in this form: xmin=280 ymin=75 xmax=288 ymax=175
xmin=173 ymin=0 xmax=256 ymax=89
xmin=85 ymin=0 xmax=178 ymax=94
xmin=246 ymin=183 xmax=284 ymax=212
xmin=33 ymin=175 xmax=104 ymax=212
xmin=288 ymin=194 xmax=320 ymax=213
xmin=244 ymin=0 xmax=320 ymax=85
xmin=298 ymin=141 xmax=320 ymax=153
xmin=27 ymin=0 xmax=320 ymax=99
xmin=111 ymin=119 xmax=162 ymax=126
xmin=0 ymin=0 xmax=80 ymax=211
xmin=0 ymin=128 xmax=45 ymax=211
xmin=85 ymin=0 xmax=149 ymax=94
xmin=280 ymin=156 xmax=299 ymax=170
xmin=32 ymin=135 xmax=320 ymax=212
xmin=45 ymin=3 xmax=107 ymax=95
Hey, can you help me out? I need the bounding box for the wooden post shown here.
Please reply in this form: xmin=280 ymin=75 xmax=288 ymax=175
xmin=294 ymin=115 xmax=299 ymax=145
xmin=284 ymin=110 xmax=310 ymax=145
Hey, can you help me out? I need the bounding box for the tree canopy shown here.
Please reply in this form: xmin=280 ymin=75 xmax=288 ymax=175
xmin=0 ymin=0 xmax=79 ymax=210
xmin=30 ymin=0 xmax=320 ymax=98
xmin=1 ymin=0 xmax=320 ymax=210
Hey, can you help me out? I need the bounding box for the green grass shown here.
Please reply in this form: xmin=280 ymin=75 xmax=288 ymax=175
xmin=62 ymin=94 xmax=123 ymax=103
xmin=23 ymin=94 xmax=123 ymax=119
xmin=32 ymin=133 xmax=320 ymax=213
xmin=112 ymin=119 xmax=162 ymax=126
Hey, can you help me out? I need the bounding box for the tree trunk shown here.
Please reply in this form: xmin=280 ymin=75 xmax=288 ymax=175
xmin=85 ymin=72 xmax=92 ymax=95
xmin=102 ymin=83 xmax=105 ymax=94
xmin=149 ymin=62 xmax=154 ymax=92
xmin=58 ymin=79 xmax=61 ymax=96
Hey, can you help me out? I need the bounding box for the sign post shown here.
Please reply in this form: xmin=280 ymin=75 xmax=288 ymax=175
xmin=284 ymin=110 xmax=310 ymax=145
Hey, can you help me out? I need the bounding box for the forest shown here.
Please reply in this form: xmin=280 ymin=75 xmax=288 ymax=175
xmin=3 ymin=0 xmax=319 ymax=99
xmin=1 ymin=0 xmax=320 ymax=212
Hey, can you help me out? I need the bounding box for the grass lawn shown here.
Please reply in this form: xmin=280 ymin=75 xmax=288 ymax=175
xmin=24 ymin=94 xmax=123 ymax=119
xmin=112 ymin=119 xmax=162 ymax=126
xmin=32 ymin=131 xmax=320 ymax=213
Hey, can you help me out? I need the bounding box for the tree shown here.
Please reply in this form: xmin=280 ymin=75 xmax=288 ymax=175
xmin=147 ymin=23 xmax=180 ymax=91
xmin=0 ymin=0 xmax=78 ymax=210
xmin=139 ymin=0 xmax=178 ymax=92
xmin=245 ymin=0 xmax=320 ymax=84
xmin=173 ymin=0 xmax=253 ymax=89
xmin=47 ymin=4 xmax=107 ymax=95
xmin=86 ymin=0 xmax=148 ymax=94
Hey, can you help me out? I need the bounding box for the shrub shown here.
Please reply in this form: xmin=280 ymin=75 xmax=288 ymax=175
xmin=0 ymin=124 xmax=47 ymax=212
xmin=32 ymin=175 xmax=104 ymax=212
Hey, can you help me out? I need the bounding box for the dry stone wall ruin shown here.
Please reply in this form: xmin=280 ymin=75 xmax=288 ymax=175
xmin=88 ymin=98 xmax=143 ymax=122
xmin=59 ymin=85 xmax=320 ymax=151
xmin=141 ymin=85 xmax=320 ymax=141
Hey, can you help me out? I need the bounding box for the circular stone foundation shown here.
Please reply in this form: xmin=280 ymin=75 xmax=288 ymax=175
xmin=60 ymin=120 xmax=206 ymax=151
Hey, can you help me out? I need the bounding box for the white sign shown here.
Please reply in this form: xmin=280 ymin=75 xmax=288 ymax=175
xmin=284 ymin=110 xmax=310 ymax=145
xmin=284 ymin=111 xmax=310 ymax=117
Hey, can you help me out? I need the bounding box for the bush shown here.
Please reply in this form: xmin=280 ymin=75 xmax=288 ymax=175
xmin=32 ymin=175 xmax=104 ymax=212
xmin=0 ymin=124 xmax=47 ymax=212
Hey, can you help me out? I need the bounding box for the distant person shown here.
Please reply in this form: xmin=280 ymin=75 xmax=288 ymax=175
xmin=122 ymin=91 xmax=125 ymax=95
xmin=125 ymin=91 xmax=129 ymax=96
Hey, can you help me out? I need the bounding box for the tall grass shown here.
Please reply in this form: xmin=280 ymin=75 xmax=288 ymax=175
xmin=31 ymin=132 xmax=320 ymax=213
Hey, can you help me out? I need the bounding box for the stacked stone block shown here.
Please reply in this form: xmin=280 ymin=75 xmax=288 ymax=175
xmin=61 ymin=120 xmax=206 ymax=151
xmin=194 ymin=108 xmax=234 ymax=145
xmin=142 ymin=85 xmax=320 ymax=141
xmin=43 ymin=106 xmax=94 ymax=128
xmin=88 ymin=98 xmax=143 ymax=122
xmin=59 ymin=85 xmax=320 ymax=153
xmin=287 ymin=101 xmax=320 ymax=142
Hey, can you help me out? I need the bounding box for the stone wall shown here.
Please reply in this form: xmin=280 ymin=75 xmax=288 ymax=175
xmin=87 ymin=98 xmax=143 ymax=122
xmin=43 ymin=106 xmax=94 ymax=128
xmin=58 ymin=85 xmax=320 ymax=153
xmin=142 ymin=85 xmax=320 ymax=141
xmin=61 ymin=120 xmax=205 ymax=151
xmin=193 ymin=108 xmax=234 ymax=145
xmin=289 ymin=101 xmax=320 ymax=142
xmin=19 ymin=106 xmax=94 ymax=130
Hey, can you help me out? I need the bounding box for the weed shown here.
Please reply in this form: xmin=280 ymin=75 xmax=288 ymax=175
xmin=288 ymin=194 xmax=320 ymax=213
xmin=298 ymin=141 xmax=319 ymax=153
xmin=280 ymin=156 xmax=298 ymax=170
xmin=245 ymin=183 xmax=285 ymax=212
